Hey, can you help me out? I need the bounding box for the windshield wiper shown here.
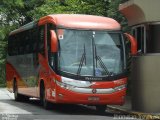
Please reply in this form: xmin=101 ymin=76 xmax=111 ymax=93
xmin=93 ymin=37 xmax=110 ymax=76
xmin=95 ymin=47 xmax=110 ymax=75
xmin=77 ymin=44 xmax=86 ymax=75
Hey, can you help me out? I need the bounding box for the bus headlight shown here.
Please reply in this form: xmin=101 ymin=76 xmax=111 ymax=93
xmin=61 ymin=77 xmax=92 ymax=87
xmin=55 ymin=76 xmax=92 ymax=91
xmin=114 ymin=84 xmax=126 ymax=91
xmin=56 ymin=80 xmax=74 ymax=90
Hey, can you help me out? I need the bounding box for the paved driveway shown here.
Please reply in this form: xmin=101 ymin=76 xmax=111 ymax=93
xmin=0 ymin=88 xmax=117 ymax=120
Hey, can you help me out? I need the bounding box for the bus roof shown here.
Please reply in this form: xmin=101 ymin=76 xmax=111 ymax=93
xmin=9 ymin=14 xmax=121 ymax=36
xmin=9 ymin=21 xmax=37 ymax=36
xmin=39 ymin=14 xmax=121 ymax=30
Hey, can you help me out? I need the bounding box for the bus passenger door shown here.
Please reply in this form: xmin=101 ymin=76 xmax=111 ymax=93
xmin=46 ymin=24 xmax=57 ymax=101
xmin=38 ymin=24 xmax=57 ymax=101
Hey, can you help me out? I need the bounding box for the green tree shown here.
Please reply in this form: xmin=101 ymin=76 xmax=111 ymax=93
xmin=30 ymin=0 xmax=128 ymax=30
xmin=30 ymin=0 xmax=110 ymax=20
xmin=0 ymin=27 xmax=7 ymax=87
xmin=0 ymin=0 xmax=45 ymax=26
xmin=1 ymin=0 xmax=128 ymax=26
xmin=107 ymin=0 xmax=128 ymax=31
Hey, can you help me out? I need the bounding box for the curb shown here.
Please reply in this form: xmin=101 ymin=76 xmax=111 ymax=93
xmin=107 ymin=106 xmax=160 ymax=120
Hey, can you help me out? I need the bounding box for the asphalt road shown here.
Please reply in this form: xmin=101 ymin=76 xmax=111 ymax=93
xmin=0 ymin=88 xmax=123 ymax=120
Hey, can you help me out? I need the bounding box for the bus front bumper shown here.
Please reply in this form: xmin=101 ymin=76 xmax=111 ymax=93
xmin=55 ymin=85 xmax=126 ymax=105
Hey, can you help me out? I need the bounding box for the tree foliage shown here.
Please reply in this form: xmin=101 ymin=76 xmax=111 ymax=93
xmin=1 ymin=0 xmax=127 ymax=26
xmin=0 ymin=0 xmax=128 ymax=86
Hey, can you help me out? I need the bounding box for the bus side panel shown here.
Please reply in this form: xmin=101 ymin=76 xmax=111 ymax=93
xmin=6 ymin=62 xmax=15 ymax=92
xmin=6 ymin=54 xmax=39 ymax=97
xmin=6 ymin=61 xmax=26 ymax=92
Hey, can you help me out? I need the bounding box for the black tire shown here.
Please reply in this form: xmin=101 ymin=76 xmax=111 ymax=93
xmin=13 ymin=80 xmax=29 ymax=101
xmin=95 ymin=105 xmax=107 ymax=113
xmin=40 ymin=82 xmax=52 ymax=110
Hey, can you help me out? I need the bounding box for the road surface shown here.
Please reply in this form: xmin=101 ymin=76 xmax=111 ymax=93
xmin=0 ymin=88 xmax=126 ymax=120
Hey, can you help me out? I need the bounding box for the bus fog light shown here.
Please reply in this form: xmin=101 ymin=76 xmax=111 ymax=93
xmin=58 ymin=94 xmax=63 ymax=98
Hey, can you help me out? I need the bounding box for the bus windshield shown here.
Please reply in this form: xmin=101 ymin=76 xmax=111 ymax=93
xmin=57 ymin=29 xmax=125 ymax=77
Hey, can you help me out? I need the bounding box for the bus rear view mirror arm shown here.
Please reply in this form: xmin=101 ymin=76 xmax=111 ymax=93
xmin=124 ymin=33 xmax=137 ymax=56
xmin=50 ymin=30 xmax=58 ymax=52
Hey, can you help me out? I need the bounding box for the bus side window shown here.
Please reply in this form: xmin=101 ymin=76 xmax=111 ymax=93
xmin=8 ymin=36 xmax=13 ymax=56
xmin=38 ymin=26 xmax=45 ymax=56
xmin=13 ymin=35 xmax=18 ymax=55
xmin=16 ymin=33 xmax=21 ymax=55
xmin=32 ymin=27 xmax=38 ymax=53
xmin=19 ymin=32 xmax=25 ymax=55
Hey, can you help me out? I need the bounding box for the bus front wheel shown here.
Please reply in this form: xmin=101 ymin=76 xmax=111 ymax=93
xmin=40 ymin=82 xmax=52 ymax=109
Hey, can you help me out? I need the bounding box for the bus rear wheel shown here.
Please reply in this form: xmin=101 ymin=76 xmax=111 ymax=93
xmin=40 ymin=82 xmax=52 ymax=109
xmin=95 ymin=105 xmax=107 ymax=113
xmin=13 ymin=80 xmax=29 ymax=101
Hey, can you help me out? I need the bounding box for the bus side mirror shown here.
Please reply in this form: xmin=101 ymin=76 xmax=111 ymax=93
xmin=50 ymin=30 xmax=58 ymax=52
xmin=124 ymin=33 xmax=137 ymax=56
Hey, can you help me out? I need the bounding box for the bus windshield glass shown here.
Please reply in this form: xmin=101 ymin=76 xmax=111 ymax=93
xmin=57 ymin=29 xmax=125 ymax=77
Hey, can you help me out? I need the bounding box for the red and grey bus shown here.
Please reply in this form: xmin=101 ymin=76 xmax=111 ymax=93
xmin=6 ymin=14 xmax=137 ymax=112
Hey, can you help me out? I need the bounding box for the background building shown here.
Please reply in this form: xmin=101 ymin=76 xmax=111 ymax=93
xmin=119 ymin=0 xmax=160 ymax=112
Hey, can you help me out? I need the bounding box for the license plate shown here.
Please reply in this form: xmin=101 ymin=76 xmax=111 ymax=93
xmin=88 ymin=96 xmax=99 ymax=101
